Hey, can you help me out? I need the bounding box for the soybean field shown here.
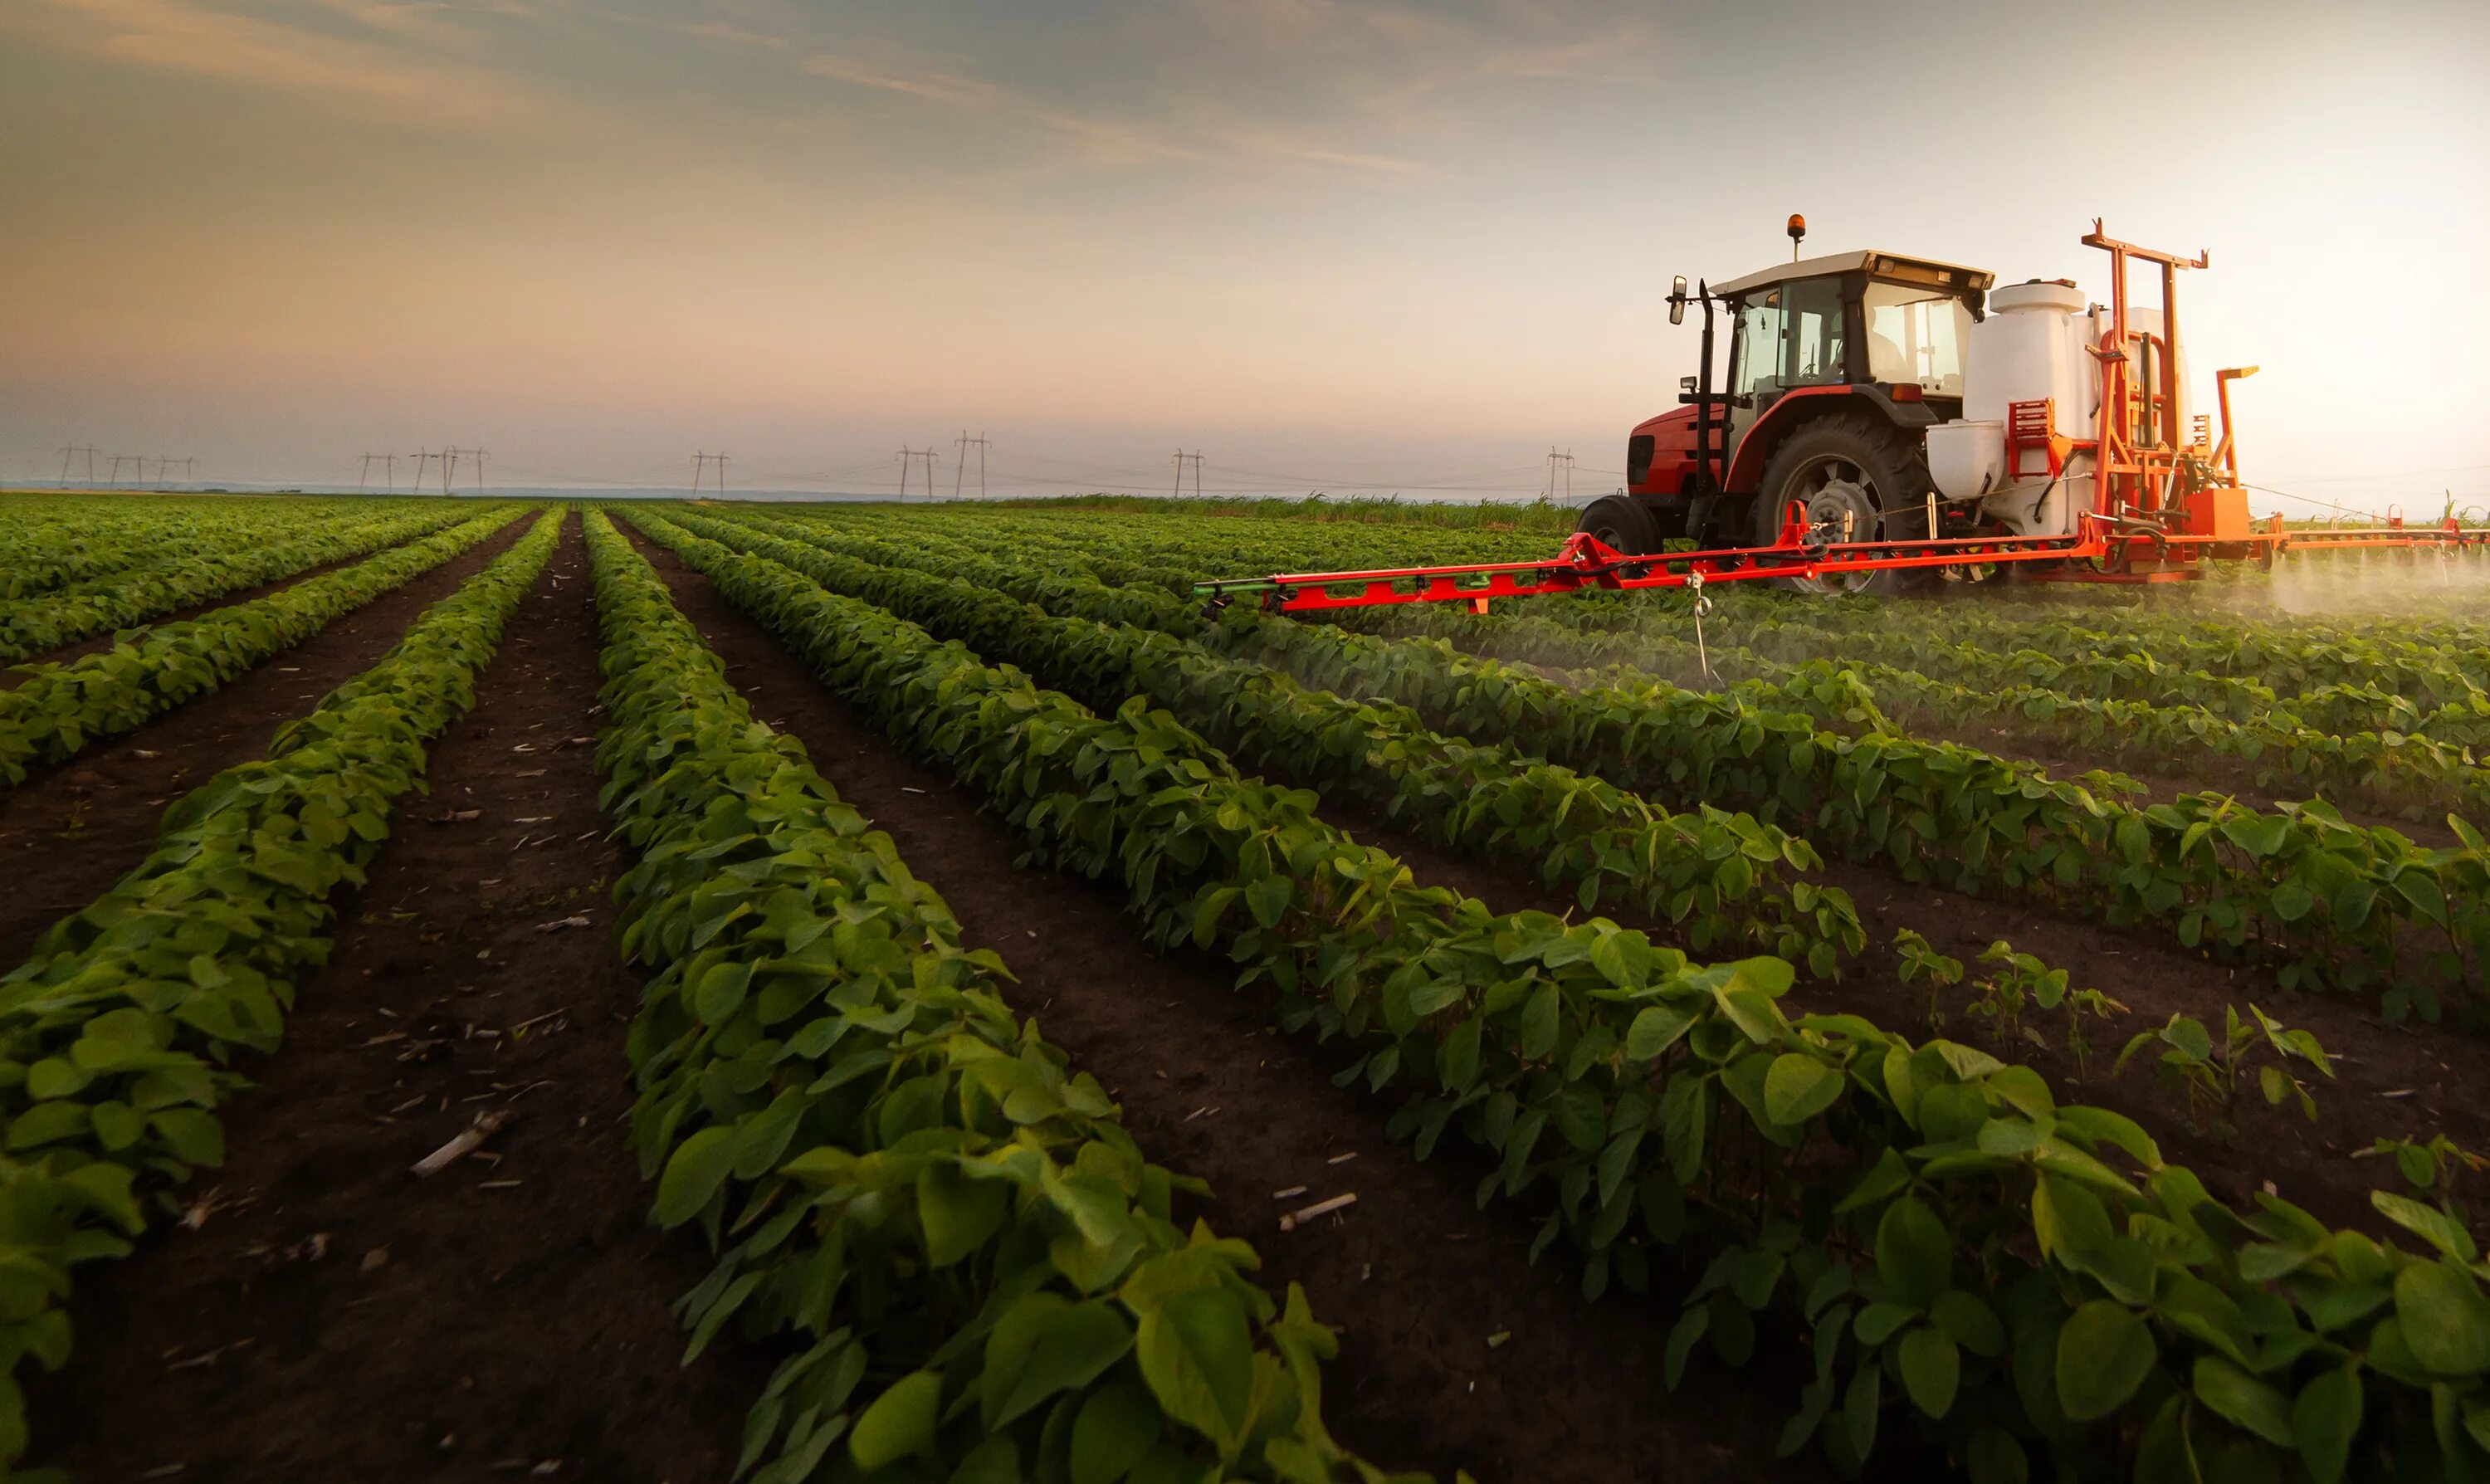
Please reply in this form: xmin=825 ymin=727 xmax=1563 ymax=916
xmin=7 ymin=491 xmax=2490 ymax=1484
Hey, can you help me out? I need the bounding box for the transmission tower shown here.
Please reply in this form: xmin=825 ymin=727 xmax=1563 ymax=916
xmin=107 ymin=454 xmax=143 ymax=488
xmin=58 ymin=446 xmax=100 ymax=489
xmin=896 ymin=447 xmax=937 ymax=500
xmin=467 ymin=449 xmax=488 ymax=494
xmin=953 ymin=431 xmax=991 ymax=500
xmin=1172 ymin=450 xmax=1204 ymax=499
xmin=442 ymin=446 xmax=462 ymax=495
xmin=359 ymin=453 xmax=397 ymax=492
xmin=1545 ymin=447 xmax=1575 ymax=502
xmin=690 ymin=451 xmax=729 ymax=495
xmin=409 ymin=447 xmax=441 ymax=493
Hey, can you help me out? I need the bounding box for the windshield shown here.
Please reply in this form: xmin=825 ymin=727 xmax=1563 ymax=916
xmin=1863 ymin=283 xmax=1974 ymax=395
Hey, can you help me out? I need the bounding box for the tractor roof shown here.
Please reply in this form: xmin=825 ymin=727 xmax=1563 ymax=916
xmin=1711 ymin=251 xmax=1994 ymax=299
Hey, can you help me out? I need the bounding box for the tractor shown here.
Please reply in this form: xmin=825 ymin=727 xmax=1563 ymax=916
xmin=1196 ymin=219 xmax=2481 ymax=617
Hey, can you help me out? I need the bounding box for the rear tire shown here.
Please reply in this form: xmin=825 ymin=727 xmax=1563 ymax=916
xmin=1753 ymin=411 xmax=1936 ymax=595
xmin=1576 ymin=495 xmax=1662 ymax=555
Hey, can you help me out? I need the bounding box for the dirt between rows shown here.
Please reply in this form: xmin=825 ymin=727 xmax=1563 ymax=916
xmin=42 ymin=515 xmax=759 ymax=1481
xmin=0 ymin=515 xmax=533 ymax=974
xmin=627 ymin=530 xmax=1840 ymax=1484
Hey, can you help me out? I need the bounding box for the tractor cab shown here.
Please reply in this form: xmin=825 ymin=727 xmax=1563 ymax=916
xmin=1590 ymin=241 xmax=1994 ymax=585
xmin=1711 ymin=251 xmax=1990 ymax=427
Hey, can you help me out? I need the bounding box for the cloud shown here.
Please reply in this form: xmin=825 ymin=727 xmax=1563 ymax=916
xmin=800 ymin=51 xmax=1204 ymax=165
xmin=7 ymin=0 xmax=564 ymax=129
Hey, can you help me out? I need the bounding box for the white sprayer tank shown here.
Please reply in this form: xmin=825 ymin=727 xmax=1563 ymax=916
xmin=1926 ymin=279 xmax=2102 ymax=538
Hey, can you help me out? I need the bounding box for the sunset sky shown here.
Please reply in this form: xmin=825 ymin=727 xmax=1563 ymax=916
xmin=2 ymin=0 xmax=2484 ymax=511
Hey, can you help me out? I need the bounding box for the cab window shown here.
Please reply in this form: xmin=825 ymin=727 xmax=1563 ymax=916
xmin=1731 ymin=292 xmax=1784 ymax=398
xmin=1863 ymin=283 xmax=1974 ymax=393
xmin=1732 ymin=276 xmax=1844 ymax=397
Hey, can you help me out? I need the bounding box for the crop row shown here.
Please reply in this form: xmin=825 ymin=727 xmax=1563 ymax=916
xmin=0 ymin=509 xmax=522 ymax=787
xmin=583 ymin=509 xmax=1431 ymax=1483
xmin=631 ymin=509 xmax=2490 ymax=1484
xmin=732 ymin=510 xmax=2490 ymax=1021
xmin=1322 ymin=603 xmax=2490 ymax=826
xmin=0 ymin=498 xmax=350 ymax=602
xmin=847 ymin=505 xmax=2490 ymax=731
xmin=0 ymin=509 xmax=560 ymax=1472
xmin=666 ymin=507 xmax=1862 ymax=974
xmin=0 ymin=503 xmax=492 ymax=664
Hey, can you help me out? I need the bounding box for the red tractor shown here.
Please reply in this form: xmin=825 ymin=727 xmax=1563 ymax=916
xmin=1579 ymin=217 xmax=1991 ymax=593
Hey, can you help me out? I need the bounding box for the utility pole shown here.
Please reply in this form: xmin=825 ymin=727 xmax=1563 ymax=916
xmin=1172 ymin=449 xmax=1204 ymax=499
xmin=58 ymin=445 xmax=100 ymax=489
xmin=689 ymin=452 xmax=729 ymax=495
xmin=896 ymin=447 xmax=937 ymax=500
xmin=1545 ymin=447 xmax=1575 ymax=502
xmin=953 ymin=431 xmax=991 ymax=499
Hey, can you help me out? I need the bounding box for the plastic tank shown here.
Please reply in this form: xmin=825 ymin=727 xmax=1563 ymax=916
xmin=1927 ymin=420 xmax=2004 ymax=503
xmin=1964 ymin=280 xmax=2096 ymax=437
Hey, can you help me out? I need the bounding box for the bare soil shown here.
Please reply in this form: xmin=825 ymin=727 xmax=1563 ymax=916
xmin=39 ymin=515 xmax=761 ymax=1482
xmin=0 ymin=515 xmax=529 ymax=973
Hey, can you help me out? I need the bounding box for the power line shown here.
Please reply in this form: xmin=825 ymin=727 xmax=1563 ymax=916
xmin=954 ymin=431 xmax=991 ymax=500
xmin=1172 ymin=449 xmax=1204 ymax=499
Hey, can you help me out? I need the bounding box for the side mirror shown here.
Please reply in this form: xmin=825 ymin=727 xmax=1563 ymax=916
xmin=1667 ymin=274 xmax=1688 ymax=325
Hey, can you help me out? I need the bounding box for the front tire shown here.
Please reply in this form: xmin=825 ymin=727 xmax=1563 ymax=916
xmin=1576 ymin=494 xmax=1662 ymax=555
xmin=1752 ymin=412 xmax=1936 ymax=595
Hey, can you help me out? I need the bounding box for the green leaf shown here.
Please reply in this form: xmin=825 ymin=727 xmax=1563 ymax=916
xmin=148 ymin=1105 xmax=224 ymax=1167
xmin=1898 ymin=1326 xmax=1960 ymax=1419
xmin=1764 ymin=1053 xmax=1843 ymax=1125
xmin=2291 ymin=1364 xmax=2362 ymax=1484
xmin=1965 ymin=1427 xmax=2029 ymax=1484
xmin=2374 ymin=1190 xmax=2478 ymax=1262
xmin=652 ymin=1125 xmax=736 ymax=1228
xmin=2220 ymin=813 xmax=2292 ymax=858
xmin=1931 ymin=1290 xmax=2005 ymax=1357
xmin=695 ymin=959 xmax=750 ymax=1023
xmin=2193 ymin=1354 xmax=2295 ymax=1446
xmin=1135 ymin=1284 xmax=1253 ymax=1440
xmin=1071 ymin=1383 xmax=1161 ymax=1484
xmin=2394 ymin=1260 xmax=2490 ymax=1375
xmin=1625 ymin=1003 xmax=1697 ymax=1062
xmin=1243 ymin=876 xmax=1292 ymax=930
xmin=987 ymin=1297 xmax=1135 ymax=1429
xmin=918 ymin=1160 xmax=1010 ymax=1268
xmin=2055 ymin=1300 xmax=2156 ymax=1422
xmin=849 ymin=1369 xmax=943 ymax=1469
xmin=1874 ymin=1196 xmax=1950 ymax=1309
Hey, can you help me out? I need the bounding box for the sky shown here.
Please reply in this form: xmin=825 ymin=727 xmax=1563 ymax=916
xmin=2 ymin=0 xmax=2486 ymax=513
